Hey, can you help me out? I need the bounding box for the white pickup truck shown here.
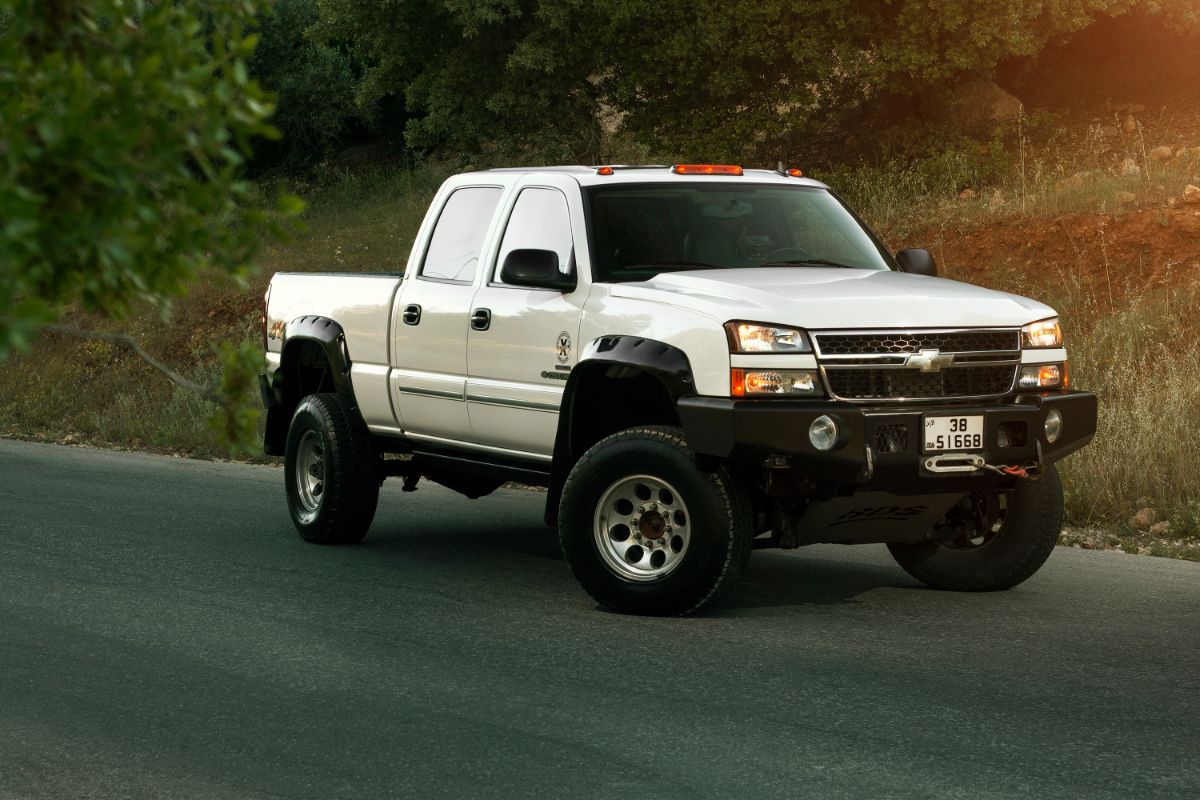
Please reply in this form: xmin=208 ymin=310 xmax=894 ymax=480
xmin=260 ymin=164 xmax=1097 ymax=615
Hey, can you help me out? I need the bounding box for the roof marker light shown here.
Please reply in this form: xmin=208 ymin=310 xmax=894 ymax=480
xmin=786 ymin=168 xmax=804 ymax=177
xmin=672 ymin=164 xmax=744 ymax=176
xmin=595 ymin=166 xmax=614 ymax=175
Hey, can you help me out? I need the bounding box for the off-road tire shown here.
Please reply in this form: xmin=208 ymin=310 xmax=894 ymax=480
xmin=887 ymin=464 xmax=1064 ymax=591
xmin=558 ymin=425 xmax=753 ymax=616
xmin=284 ymin=393 xmax=380 ymax=545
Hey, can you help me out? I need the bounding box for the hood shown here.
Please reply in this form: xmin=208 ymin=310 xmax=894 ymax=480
xmin=607 ymin=268 xmax=1055 ymax=329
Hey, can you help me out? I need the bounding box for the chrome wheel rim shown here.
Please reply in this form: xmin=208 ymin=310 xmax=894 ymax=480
xmin=294 ymin=429 xmax=325 ymax=522
xmin=593 ymin=474 xmax=691 ymax=582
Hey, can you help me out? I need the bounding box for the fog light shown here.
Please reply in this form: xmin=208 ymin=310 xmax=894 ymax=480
xmin=809 ymin=415 xmax=839 ymax=451
xmin=1045 ymin=409 xmax=1063 ymax=443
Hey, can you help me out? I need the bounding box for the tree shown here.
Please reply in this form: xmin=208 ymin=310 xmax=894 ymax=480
xmin=0 ymin=0 xmax=286 ymax=350
xmin=313 ymin=0 xmax=606 ymax=162
xmin=312 ymin=0 xmax=1198 ymax=164
xmin=0 ymin=0 xmax=298 ymax=451
xmin=249 ymin=0 xmax=364 ymax=173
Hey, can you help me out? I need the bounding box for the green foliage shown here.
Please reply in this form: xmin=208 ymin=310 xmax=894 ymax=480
xmin=1170 ymin=501 xmax=1200 ymax=539
xmin=313 ymin=0 xmax=605 ymax=161
xmin=208 ymin=339 xmax=265 ymax=457
xmin=310 ymin=0 xmax=1196 ymax=164
xmin=250 ymin=0 xmax=363 ymax=173
xmin=0 ymin=0 xmax=293 ymax=355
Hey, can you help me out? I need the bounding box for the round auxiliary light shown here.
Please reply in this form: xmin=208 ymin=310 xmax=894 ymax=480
xmin=1045 ymin=409 xmax=1063 ymax=444
xmin=809 ymin=415 xmax=839 ymax=452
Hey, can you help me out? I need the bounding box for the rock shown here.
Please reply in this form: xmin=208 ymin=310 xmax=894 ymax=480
xmin=1056 ymin=175 xmax=1082 ymax=194
xmin=1150 ymin=145 xmax=1175 ymax=163
xmin=958 ymin=188 xmax=976 ymax=201
xmin=1056 ymin=171 xmax=1095 ymax=194
xmin=1129 ymin=508 xmax=1157 ymax=530
xmin=1184 ymin=184 xmax=1200 ymax=205
xmin=1168 ymin=197 xmax=1178 ymax=208
xmin=1115 ymin=191 xmax=1137 ymax=204
xmin=988 ymin=189 xmax=1006 ymax=208
xmin=944 ymin=80 xmax=1024 ymax=132
xmin=1120 ymin=157 xmax=1141 ymax=177
xmin=1106 ymin=98 xmax=1146 ymax=114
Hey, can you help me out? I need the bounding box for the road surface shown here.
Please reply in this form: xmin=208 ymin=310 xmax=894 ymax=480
xmin=1 ymin=439 xmax=1197 ymax=799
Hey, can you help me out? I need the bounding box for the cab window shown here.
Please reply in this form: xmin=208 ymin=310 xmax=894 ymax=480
xmin=419 ymin=187 xmax=503 ymax=282
xmin=494 ymin=188 xmax=574 ymax=284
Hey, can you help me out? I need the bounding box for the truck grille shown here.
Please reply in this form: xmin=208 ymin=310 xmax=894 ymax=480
xmin=814 ymin=330 xmax=1019 ymax=356
xmin=814 ymin=328 xmax=1021 ymax=401
xmin=825 ymin=365 xmax=1016 ymax=400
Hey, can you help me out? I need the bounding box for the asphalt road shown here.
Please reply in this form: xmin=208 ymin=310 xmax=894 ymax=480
xmin=1 ymin=439 xmax=1197 ymax=799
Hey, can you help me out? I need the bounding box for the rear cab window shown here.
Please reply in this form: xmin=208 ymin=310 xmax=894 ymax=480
xmin=419 ymin=187 xmax=504 ymax=283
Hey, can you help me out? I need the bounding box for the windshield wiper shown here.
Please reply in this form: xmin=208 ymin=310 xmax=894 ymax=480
xmin=758 ymin=258 xmax=858 ymax=269
xmin=624 ymin=261 xmax=724 ymax=271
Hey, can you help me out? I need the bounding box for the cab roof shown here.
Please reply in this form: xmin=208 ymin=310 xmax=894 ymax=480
xmin=474 ymin=165 xmax=829 ymax=190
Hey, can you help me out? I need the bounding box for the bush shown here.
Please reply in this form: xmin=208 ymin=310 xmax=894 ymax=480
xmin=249 ymin=0 xmax=362 ymax=173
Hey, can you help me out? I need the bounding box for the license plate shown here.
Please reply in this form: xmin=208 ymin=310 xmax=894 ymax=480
xmin=923 ymin=415 xmax=984 ymax=453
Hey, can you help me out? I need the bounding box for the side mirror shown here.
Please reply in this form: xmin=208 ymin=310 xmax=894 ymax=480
xmin=499 ymin=248 xmax=577 ymax=292
xmin=895 ymin=248 xmax=937 ymax=277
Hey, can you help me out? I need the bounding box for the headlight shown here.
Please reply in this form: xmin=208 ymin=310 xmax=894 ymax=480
xmin=725 ymin=321 xmax=811 ymax=353
xmin=1022 ymin=317 xmax=1062 ymax=348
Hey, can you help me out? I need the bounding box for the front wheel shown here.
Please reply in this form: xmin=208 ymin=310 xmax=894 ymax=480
xmin=284 ymin=393 xmax=380 ymax=545
xmin=558 ymin=426 xmax=753 ymax=616
xmin=887 ymin=464 xmax=1064 ymax=591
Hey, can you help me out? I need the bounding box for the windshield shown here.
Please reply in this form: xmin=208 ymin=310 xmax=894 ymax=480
xmin=585 ymin=183 xmax=893 ymax=283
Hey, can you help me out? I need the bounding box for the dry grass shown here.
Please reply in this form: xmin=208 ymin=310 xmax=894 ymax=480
xmin=825 ymin=115 xmax=1200 ymax=239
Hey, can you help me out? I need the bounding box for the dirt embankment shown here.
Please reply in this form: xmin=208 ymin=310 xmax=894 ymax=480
xmin=902 ymin=207 xmax=1200 ymax=304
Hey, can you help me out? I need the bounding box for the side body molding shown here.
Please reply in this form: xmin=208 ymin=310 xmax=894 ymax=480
xmin=544 ymin=335 xmax=697 ymax=525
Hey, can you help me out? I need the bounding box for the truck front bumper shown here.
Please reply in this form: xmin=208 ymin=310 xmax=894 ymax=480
xmin=678 ymin=390 xmax=1097 ymax=493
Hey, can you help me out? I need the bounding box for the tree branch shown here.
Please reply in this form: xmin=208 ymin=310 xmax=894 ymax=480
xmin=41 ymin=323 xmax=221 ymax=404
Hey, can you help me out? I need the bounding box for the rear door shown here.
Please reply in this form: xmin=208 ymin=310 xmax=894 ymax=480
xmin=389 ymin=183 xmax=505 ymax=443
xmin=465 ymin=176 xmax=588 ymax=456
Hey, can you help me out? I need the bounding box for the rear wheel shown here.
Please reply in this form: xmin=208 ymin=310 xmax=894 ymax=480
xmin=887 ymin=464 xmax=1064 ymax=591
xmin=284 ymin=393 xmax=380 ymax=545
xmin=558 ymin=426 xmax=752 ymax=616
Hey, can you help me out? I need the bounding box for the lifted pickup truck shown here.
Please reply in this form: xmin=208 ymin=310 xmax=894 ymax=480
xmin=260 ymin=164 xmax=1097 ymax=615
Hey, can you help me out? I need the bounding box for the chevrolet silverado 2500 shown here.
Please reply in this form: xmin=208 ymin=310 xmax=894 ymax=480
xmin=259 ymin=164 xmax=1097 ymax=615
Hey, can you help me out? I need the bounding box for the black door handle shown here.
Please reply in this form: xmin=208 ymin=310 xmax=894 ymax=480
xmin=403 ymin=304 xmax=421 ymax=325
xmin=471 ymin=308 xmax=491 ymax=331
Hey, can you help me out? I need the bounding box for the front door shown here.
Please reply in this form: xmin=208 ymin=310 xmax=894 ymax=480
xmin=466 ymin=183 xmax=586 ymax=456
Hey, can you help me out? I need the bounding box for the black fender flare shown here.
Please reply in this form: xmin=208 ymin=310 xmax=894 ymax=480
xmin=278 ymin=315 xmax=354 ymax=398
xmin=262 ymin=316 xmax=355 ymax=455
xmin=544 ymin=335 xmax=696 ymax=525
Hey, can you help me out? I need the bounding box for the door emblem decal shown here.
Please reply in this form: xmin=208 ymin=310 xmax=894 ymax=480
xmin=555 ymin=331 xmax=572 ymax=364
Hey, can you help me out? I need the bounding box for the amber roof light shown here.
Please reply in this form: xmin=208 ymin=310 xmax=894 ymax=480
xmin=671 ymin=164 xmax=744 ymax=176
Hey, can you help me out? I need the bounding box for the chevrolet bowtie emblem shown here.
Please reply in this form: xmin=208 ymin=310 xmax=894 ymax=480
xmin=906 ymin=348 xmax=955 ymax=372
